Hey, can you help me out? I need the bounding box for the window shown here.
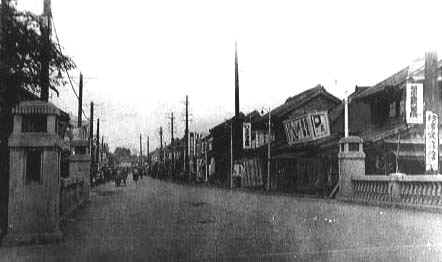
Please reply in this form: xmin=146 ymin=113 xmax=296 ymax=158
xmin=26 ymin=148 xmax=42 ymax=184
xmin=399 ymin=99 xmax=405 ymax=117
xmin=22 ymin=115 xmax=47 ymax=132
xmin=371 ymin=101 xmax=388 ymax=126
xmin=389 ymin=101 xmax=397 ymax=118
xmin=349 ymin=143 xmax=359 ymax=152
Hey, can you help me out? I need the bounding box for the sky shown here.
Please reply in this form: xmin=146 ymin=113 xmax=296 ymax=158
xmin=17 ymin=0 xmax=442 ymax=153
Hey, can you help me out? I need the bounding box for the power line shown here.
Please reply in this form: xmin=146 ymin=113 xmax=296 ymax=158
xmin=51 ymin=16 xmax=89 ymax=121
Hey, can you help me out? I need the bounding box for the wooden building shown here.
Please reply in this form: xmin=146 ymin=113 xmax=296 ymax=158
xmin=350 ymin=59 xmax=442 ymax=175
xmin=248 ymin=85 xmax=342 ymax=195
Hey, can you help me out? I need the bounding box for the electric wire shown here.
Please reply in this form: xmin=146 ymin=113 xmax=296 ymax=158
xmin=51 ymin=16 xmax=89 ymax=122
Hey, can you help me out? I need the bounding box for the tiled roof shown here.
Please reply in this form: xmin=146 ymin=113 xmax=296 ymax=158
xmin=354 ymin=59 xmax=442 ymax=100
xmin=259 ymin=84 xmax=341 ymax=122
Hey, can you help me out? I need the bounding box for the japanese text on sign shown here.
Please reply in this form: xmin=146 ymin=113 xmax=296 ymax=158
xmin=425 ymin=111 xmax=439 ymax=172
xmin=283 ymin=111 xmax=330 ymax=145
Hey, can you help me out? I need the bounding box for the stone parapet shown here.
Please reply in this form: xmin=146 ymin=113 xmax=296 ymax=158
xmin=352 ymin=174 xmax=442 ymax=211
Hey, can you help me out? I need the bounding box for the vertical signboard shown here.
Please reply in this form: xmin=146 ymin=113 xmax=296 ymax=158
xmin=243 ymin=122 xmax=252 ymax=149
xmin=425 ymin=111 xmax=439 ymax=172
xmin=406 ymin=83 xmax=424 ymax=124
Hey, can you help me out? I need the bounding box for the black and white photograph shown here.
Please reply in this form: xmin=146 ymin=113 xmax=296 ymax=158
xmin=1 ymin=0 xmax=442 ymax=261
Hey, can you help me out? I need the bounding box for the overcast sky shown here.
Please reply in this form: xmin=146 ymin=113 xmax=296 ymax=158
xmin=18 ymin=0 xmax=442 ymax=153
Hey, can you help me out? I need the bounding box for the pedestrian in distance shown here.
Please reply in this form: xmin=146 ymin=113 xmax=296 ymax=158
xmin=133 ymin=167 xmax=139 ymax=184
xmin=122 ymin=167 xmax=128 ymax=186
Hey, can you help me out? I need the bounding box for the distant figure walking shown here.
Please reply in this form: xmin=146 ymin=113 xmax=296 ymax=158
xmin=133 ymin=167 xmax=139 ymax=184
xmin=122 ymin=167 xmax=128 ymax=185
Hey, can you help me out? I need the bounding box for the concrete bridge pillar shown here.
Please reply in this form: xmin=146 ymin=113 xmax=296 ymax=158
xmin=3 ymin=101 xmax=68 ymax=245
xmin=337 ymin=136 xmax=365 ymax=200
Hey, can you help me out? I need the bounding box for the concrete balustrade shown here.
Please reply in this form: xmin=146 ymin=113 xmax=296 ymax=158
xmin=352 ymin=174 xmax=442 ymax=210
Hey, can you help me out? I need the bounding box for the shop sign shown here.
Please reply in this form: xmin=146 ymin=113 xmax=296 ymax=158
xmin=406 ymin=83 xmax=423 ymax=124
xmin=425 ymin=111 xmax=439 ymax=172
xmin=283 ymin=111 xmax=330 ymax=145
xmin=243 ymin=122 xmax=252 ymax=149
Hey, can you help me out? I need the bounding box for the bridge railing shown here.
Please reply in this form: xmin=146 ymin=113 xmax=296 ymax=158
xmin=352 ymin=174 xmax=442 ymax=210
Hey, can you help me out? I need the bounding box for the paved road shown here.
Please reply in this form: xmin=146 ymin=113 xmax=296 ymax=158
xmin=1 ymin=176 xmax=442 ymax=261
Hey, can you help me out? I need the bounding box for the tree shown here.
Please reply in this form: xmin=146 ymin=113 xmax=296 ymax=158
xmin=114 ymin=147 xmax=132 ymax=160
xmin=1 ymin=0 xmax=76 ymax=104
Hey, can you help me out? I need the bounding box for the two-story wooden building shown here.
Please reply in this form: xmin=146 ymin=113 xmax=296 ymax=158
xmin=350 ymin=59 xmax=442 ymax=175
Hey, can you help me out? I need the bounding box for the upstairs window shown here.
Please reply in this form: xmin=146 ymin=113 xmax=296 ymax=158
xmin=389 ymin=101 xmax=397 ymax=118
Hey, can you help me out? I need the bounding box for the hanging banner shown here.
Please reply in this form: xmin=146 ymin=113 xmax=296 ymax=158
xmin=425 ymin=111 xmax=439 ymax=172
xmin=406 ymin=83 xmax=423 ymax=124
xmin=242 ymin=122 xmax=252 ymax=149
xmin=283 ymin=111 xmax=330 ymax=145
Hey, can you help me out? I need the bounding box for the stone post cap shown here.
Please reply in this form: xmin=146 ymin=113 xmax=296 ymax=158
xmin=339 ymin=136 xmax=363 ymax=144
xmin=12 ymin=100 xmax=61 ymax=116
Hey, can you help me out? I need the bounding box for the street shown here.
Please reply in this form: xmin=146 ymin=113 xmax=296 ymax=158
xmin=1 ymin=176 xmax=442 ymax=261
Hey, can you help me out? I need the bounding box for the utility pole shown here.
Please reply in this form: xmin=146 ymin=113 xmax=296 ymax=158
xmin=40 ymin=0 xmax=51 ymax=101
xmin=0 ymin=0 xmax=5 ymax=95
xmin=101 ymin=136 xmax=104 ymax=162
xmin=78 ymin=73 xmax=83 ymax=127
xmin=230 ymin=124 xmax=233 ymax=189
xmin=169 ymin=112 xmax=175 ymax=175
xmin=185 ymin=95 xmax=189 ymax=178
xmin=89 ymin=102 xmax=94 ymax=184
xmin=204 ymin=139 xmax=208 ymax=182
xmin=96 ymin=118 xmax=100 ymax=169
xmin=266 ymin=107 xmax=271 ymax=191
xmin=139 ymin=133 xmax=143 ymax=166
xmin=159 ymin=127 xmax=163 ymax=163
xmin=424 ymin=51 xmax=439 ymax=174
xmin=147 ymin=136 xmax=149 ymax=166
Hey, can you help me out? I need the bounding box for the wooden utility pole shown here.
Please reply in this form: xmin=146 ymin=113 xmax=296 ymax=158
xmin=89 ymin=102 xmax=94 ymax=184
xmin=170 ymin=112 xmax=175 ymax=174
xmin=40 ymin=0 xmax=51 ymax=101
xmin=424 ymin=51 xmax=439 ymax=174
xmin=139 ymin=133 xmax=143 ymax=166
xmin=101 ymin=136 xmax=104 ymax=162
xmin=267 ymin=108 xmax=271 ymax=191
xmin=230 ymin=124 xmax=233 ymax=189
xmin=185 ymin=95 xmax=189 ymax=177
xmin=159 ymin=127 xmax=163 ymax=162
xmin=0 ymin=0 xmax=5 ymax=93
xmin=147 ymin=136 xmax=149 ymax=166
xmin=78 ymin=73 xmax=83 ymax=127
xmin=96 ymin=118 xmax=100 ymax=170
